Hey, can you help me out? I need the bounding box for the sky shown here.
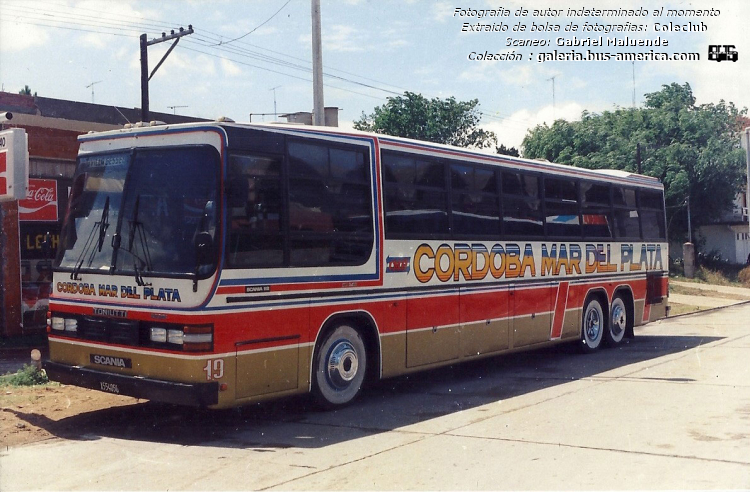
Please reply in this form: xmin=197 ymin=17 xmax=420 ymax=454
xmin=0 ymin=0 xmax=748 ymax=151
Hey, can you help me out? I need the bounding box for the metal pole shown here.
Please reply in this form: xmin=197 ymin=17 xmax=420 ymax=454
xmin=744 ymin=127 xmax=750 ymax=232
xmin=311 ymin=0 xmax=325 ymax=126
xmin=140 ymin=34 xmax=149 ymax=122
xmin=636 ymin=142 xmax=642 ymax=174
xmin=687 ymin=195 xmax=692 ymax=243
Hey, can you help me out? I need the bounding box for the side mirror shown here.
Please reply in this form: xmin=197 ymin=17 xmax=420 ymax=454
xmin=226 ymin=176 xmax=248 ymax=208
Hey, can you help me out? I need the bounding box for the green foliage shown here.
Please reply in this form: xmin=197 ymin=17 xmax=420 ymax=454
xmin=496 ymin=144 xmax=520 ymax=157
xmin=0 ymin=364 xmax=49 ymax=387
xmin=18 ymin=85 xmax=36 ymax=97
xmin=522 ymin=83 xmax=747 ymax=243
xmin=354 ymin=91 xmax=497 ymax=149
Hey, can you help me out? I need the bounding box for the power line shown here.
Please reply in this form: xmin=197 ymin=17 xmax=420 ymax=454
xmin=0 ymin=3 xmax=540 ymax=128
xmin=210 ymin=0 xmax=291 ymax=46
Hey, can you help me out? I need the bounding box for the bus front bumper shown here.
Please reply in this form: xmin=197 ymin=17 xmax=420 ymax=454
xmin=43 ymin=361 xmax=219 ymax=407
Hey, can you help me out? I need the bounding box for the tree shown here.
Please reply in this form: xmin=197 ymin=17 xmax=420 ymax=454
xmin=522 ymin=83 xmax=747 ymax=244
xmin=496 ymin=144 xmax=520 ymax=157
xmin=18 ymin=85 xmax=36 ymax=97
xmin=354 ymin=91 xmax=497 ymax=149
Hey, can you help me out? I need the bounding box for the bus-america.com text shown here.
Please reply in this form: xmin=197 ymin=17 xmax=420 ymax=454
xmin=535 ymin=50 xmax=699 ymax=62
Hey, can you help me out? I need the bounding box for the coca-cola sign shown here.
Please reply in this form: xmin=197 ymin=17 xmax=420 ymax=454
xmin=19 ymin=178 xmax=58 ymax=222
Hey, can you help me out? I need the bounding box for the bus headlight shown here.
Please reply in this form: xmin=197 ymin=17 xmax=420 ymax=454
xmin=51 ymin=317 xmax=65 ymax=331
xmin=64 ymin=318 xmax=78 ymax=332
xmin=50 ymin=317 xmax=77 ymax=332
xmin=167 ymin=329 xmax=183 ymax=345
xmin=150 ymin=327 xmax=167 ymax=343
xmin=148 ymin=324 xmax=213 ymax=351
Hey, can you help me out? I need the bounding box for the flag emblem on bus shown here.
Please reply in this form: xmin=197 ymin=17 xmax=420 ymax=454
xmin=386 ymin=256 xmax=410 ymax=273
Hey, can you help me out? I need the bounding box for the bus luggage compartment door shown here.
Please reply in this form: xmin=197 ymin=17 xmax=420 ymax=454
xmin=459 ymin=286 xmax=510 ymax=357
xmin=406 ymin=288 xmax=460 ymax=368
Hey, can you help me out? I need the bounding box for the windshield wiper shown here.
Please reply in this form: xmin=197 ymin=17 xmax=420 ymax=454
xmin=71 ymin=196 xmax=110 ymax=280
xmin=112 ymin=194 xmax=152 ymax=286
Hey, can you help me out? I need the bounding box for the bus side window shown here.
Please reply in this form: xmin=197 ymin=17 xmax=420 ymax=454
xmin=501 ymin=172 xmax=543 ymax=237
xmin=382 ymin=152 xmax=448 ymax=237
xmin=544 ymin=177 xmax=581 ymax=238
xmin=288 ymin=141 xmax=373 ymax=267
xmin=613 ymin=187 xmax=640 ymax=239
xmin=639 ymin=190 xmax=666 ymax=241
xmin=226 ymin=154 xmax=284 ymax=268
xmin=580 ymin=182 xmax=612 ymax=239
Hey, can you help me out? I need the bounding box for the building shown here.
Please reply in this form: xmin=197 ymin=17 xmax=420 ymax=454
xmin=0 ymin=91 xmax=206 ymax=338
xmin=696 ymin=192 xmax=750 ymax=264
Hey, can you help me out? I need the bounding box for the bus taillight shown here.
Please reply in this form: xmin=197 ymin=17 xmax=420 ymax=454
xmin=182 ymin=324 xmax=213 ymax=352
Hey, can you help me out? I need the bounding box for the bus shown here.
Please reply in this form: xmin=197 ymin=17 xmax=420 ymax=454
xmin=44 ymin=121 xmax=668 ymax=409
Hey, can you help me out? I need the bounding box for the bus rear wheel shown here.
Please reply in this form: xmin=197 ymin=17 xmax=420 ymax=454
xmin=605 ymin=296 xmax=628 ymax=347
xmin=312 ymin=324 xmax=367 ymax=408
xmin=580 ymin=297 xmax=605 ymax=353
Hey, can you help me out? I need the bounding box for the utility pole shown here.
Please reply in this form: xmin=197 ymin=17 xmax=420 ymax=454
xmin=140 ymin=26 xmax=194 ymax=122
xmin=632 ymin=61 xmax=636 ymax=108
xmin=547 ymin=75 xmax=556 ymax=121
xmin=311 ymin=0 xmax=325 ymax=126
xmin=636 ymin=142 xmax=642 ymax=174
xmin=86 ymin=80 xmax=102 ymax=103
xmin=742 ymin=127 xmax=750 ymax=231
xmin=270 ymin=86 xmax=281 ymax=121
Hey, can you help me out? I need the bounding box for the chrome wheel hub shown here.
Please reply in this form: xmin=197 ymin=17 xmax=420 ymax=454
xmin=327 ymin=340 xmax=359 ymax=389
xmin=611 ymin=304 xmax=626 ymax=336
xmin=585 ymin=308 xmax=601 ymax=341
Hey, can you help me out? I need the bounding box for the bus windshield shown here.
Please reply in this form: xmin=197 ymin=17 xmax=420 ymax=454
xmin=55 ymin=145 xmax=220 ymax=278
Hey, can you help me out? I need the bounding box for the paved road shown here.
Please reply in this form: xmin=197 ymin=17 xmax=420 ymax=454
xmin=2 ymin=305 xmax=749 ymax=490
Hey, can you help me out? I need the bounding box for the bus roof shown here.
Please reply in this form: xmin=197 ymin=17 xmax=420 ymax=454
xmin=78 ymin=120 xmax=663 ymax=190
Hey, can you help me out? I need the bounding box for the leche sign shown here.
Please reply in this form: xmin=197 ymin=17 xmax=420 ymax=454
xmin=0 ymin=128 xmax=29 ymax=202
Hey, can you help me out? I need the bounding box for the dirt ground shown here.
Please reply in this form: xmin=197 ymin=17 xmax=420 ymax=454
xmin=1 ymin=381 xmax=312 ymax=450
xmin=1 ymin=384 xmax=141 ymax=448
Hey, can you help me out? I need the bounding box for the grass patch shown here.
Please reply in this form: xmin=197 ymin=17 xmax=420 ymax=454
xmin=668 ymin=304 xmax=705 ymax=316
xmin=671 ymin=266 xmax=746 ymax=287
xmin=669 ymin=284 xmax=750 ymax=301
xmin=0 ymin=364 xmax=49 ymax=387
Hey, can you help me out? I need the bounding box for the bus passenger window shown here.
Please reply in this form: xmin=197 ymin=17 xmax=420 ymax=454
xmin=227 ymin=154 xmax=283 ymax=268
xmin=288 ymin=141 xmax=373 ymax=267
xmin=544 ymin=178 xmax=580 ymax=238
xmin=383 ymin=152 xmax=448 ymax=237
xmin=613 ymin=187 xmax=640 ymax=239
xmin=639 ymin=190 xmax=666 ymax=240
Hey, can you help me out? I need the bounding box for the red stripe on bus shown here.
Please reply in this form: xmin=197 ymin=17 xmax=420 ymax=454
xmin=550 ymin=281 xmax=569 ymax=339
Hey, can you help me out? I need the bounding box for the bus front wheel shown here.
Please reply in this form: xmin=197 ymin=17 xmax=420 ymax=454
xmin=312 ymin=324 xmax=367 ymax=408
xmin=580 ymin=297 xmax=605 ymax=353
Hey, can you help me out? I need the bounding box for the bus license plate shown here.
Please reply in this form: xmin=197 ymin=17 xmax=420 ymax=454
xmin=100 ymin=382 xmax=120 ymax=394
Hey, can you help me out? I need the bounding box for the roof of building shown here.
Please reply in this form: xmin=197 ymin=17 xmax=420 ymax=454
xmin=0 ymin=91 xmax=207 ymax=126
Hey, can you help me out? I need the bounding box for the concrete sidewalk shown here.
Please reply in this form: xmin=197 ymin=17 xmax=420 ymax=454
xmin=3 ymin=300 xmax=749 ymax=490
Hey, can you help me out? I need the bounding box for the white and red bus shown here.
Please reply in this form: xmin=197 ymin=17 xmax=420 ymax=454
xmin=45 ymin=121 xmax=668 ymax=408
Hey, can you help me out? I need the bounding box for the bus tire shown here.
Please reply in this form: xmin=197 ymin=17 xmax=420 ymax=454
xmin=312 ymin=324 xmax=367 ymax=408
xmin=605 ymin=296 xmax=628 ymax=347
xmin=579 ymin=297 xmax=605 ymax=353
